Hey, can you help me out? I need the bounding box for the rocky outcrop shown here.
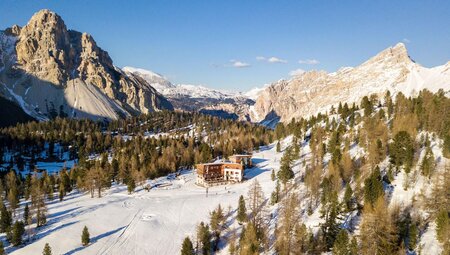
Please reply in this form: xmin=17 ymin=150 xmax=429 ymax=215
xmin=251 ymin=43 xmax=450 ymax=123
xmin=0 ymin=9 xmax=172 ymax=120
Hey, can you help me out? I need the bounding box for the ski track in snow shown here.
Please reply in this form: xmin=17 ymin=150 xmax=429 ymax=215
xmin=8 ymin=144 xmax=278 ymax=255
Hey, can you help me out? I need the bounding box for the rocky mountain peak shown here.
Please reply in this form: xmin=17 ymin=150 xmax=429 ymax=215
xmin=16 ymin=9 xmax=72 ymax=85
xmin=363 ymin=42 xmax=413 ymax=68
xmin=0 ymin=9 xmax=173 ymax=120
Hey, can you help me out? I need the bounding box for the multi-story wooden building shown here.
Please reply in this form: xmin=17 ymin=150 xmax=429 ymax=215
xmin=195 ymin=154 xmax=252 ymax=186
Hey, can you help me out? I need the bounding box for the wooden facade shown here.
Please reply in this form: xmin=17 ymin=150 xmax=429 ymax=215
xmin=196 ymin=154 xmax=252 ymax=186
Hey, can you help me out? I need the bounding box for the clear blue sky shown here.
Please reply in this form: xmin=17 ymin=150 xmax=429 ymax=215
xmin=1 ymin=1 xmax=449 ymax=91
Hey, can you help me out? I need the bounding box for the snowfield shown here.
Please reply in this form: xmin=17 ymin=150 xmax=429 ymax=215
xmin=8 ymin=144 xmax=279 ymax=255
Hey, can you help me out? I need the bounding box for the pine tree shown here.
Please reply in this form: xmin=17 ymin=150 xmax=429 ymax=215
xmin=349 ymin=236 xmax=358 ymax=255
xmin=43 ymin=243 xmax=52 ymax=255
xmin=237 ymin=195 xmax=247 ymax=224
xmin=277 ymin=147 xmax=294 ymax=185
xmin=276 ymin=141 xmax=281 ymax=153
xmin=271 ymin=169 xmax=276 ymax=181
xmin=270 ymin=181 xmax=280 ymax=205
xmin=390 ymin=131 xmax=414 ymax=173
xmin=0 ymin=203 xmax=11 ymax=233
xmin=23 ymin=203 xmax=29 ymax=225
xmin=81 ymin=226 xmax=90 ymax=246
xmin=210 ymin=205 xmax=224 ymax=251
xmin=8 ymin=221 xmax=25 ymax=246
xmin=127 ymin=178 xmax=136 ymax=194
xmin=319 ymin=191 xmax=341 ymax=250
xmin=180 ymin=237 xmax=194 ymax=255
xmin=0 ymin=241 xmax=4 ymax=255
xmin=435 ymin=209 xmax=449 ymax=244
xmin=343 ymin=184 xmax=354 ymax=212
xmin=332 ymin=229 xmax=349 ymax=255
xmin=364 ymin=167 xmax=384 ymax=209
xmin=409 ymin=223 xmax=418 ymax=250
xmin=420 ymin=145 xmax=435 ymax=178
xmin=196 ymin=222 xmax=211 ymax=255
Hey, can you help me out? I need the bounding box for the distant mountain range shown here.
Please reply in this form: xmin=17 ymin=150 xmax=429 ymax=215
xmin=0 ymin=9 xmax=448 ymax=127
xmin=123 ymin=66 xmax=255 ymax=120
xmin=250 ymin=43 xmax=450 ymax=125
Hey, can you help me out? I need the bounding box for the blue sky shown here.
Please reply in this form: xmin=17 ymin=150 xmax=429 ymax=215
xmin=1 ymin=1 xmax=449 ymax=91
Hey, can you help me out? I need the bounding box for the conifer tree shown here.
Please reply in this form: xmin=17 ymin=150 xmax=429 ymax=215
xmin=196 ymin=222 xmax=211 ymax=255
xmin=127 ymin=178 xmax=136 ymax=194
xmin=8 ymin=221 xmax=25 ymax=246
xmin=0 ymin=203 xmax=11 ymax=233
xmin=349 ymin=236 xmax=358 ymax=255
xmin=332 ymin=229 xmax=349 ymax=255
xmin=276 ymin=141 xmax=281 ymax=153
xmin=319 ymin=191 xmax=341 ymax=250
xmin=390 ymin=131 xmax=414 ymax=173
xmin=237 ymin=195 xmax=247 ymax=224
xmin=364 ymin=167 xmax=384 ymax=208
xmin=210 ymin=205 xmax=224 ymax=251
xmin=277 ymin=147 xmax=294 ymax=185
xmin=409 ymin=223 xmax=418 ymax=250
xmin=247 ymin=179 xmax=265 ymax=231
xmin=43 ymin=243 xmax=52 ymax=255
xmin=359 ymin=198 xmax=396 ymax=255
xmin=271 ymin=169 xmax=276 ymax=181
xmin=180 ymin=237 xmax=194 ymax=255
xmin=420 ymin=145 xmax=435 ymax=178
xmin=270 ymin=181 xmax=280 ymax=205
xmin=275 ymin=192 xmax=299 ymax=255
xmin=23 ymin=203 xmax=29 ymax=225
xmin=0 ymin=241 xmax=4 ymax=255
xmin=343 ymin=184 xmax=354 ymax=212
xmin=81 ymin=226 xmax=90 ymax=246
xmin=239 ymin=222 xmax=259 ymax=255
xmin=435 ymin=209 xmax=449 ymax=245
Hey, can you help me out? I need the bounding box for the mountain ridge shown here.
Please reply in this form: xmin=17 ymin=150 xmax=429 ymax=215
xmin=250 ymin=42 xmax=450 ymax=124
xmin=0 ymin=9 xmax=173 ymax=121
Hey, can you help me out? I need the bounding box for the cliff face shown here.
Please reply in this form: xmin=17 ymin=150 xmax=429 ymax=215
xmin=0 ymin=9 xmax=172 ymax=121
xmin=251 ymin=43 xmax=450 ymax=123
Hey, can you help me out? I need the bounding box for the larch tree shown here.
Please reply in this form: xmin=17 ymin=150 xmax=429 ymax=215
xmin=247 ymin=179 xmax=265 ymax=232
xmin=275 ymin=192 xmax=300 ymax=255
xmin=359 ymin=198 xmax=397 ymax=255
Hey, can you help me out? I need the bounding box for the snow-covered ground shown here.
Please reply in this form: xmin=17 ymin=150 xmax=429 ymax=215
xmin=9 ymin=144 xmax=279 ymax=255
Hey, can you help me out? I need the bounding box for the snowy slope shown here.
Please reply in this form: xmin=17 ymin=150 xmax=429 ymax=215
xmin=9 ymin=144 xmax=278 ymax=255
xmin=251 ymin=43 xmax=450 ymax=123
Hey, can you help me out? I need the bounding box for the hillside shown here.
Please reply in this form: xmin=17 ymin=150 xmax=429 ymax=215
xmin=251 ymin=43 xmax=450 ymax=124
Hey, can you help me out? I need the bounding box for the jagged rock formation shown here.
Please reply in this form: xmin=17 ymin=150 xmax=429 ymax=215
xmin=251 ymin=43 xmax=450 ymax=124
xmin=123 ymin=66 xmax=254 ymax=120
xmin=0 ymin=9 xmax=172 ymax=121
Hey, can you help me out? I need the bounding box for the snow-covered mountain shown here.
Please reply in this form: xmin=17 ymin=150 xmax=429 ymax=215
xmin=0 ymin=10 xmax=172 ymax=121
xmin=123 ymin=66 xmax=255 ymax=120
xmin=251 ymin=43 xmax=450 ymax=123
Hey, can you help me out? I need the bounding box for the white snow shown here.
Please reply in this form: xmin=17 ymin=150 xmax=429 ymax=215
xmin=8 ymin=143 xmax=279 ymax=255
